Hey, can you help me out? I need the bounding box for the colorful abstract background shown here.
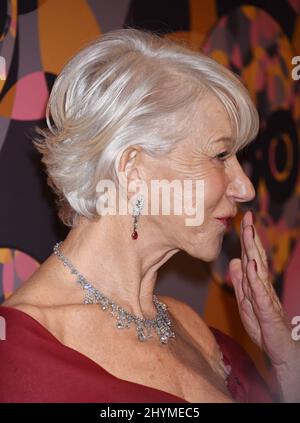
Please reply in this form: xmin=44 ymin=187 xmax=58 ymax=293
xmin=0 ymin=0 xmax=299 ymax=389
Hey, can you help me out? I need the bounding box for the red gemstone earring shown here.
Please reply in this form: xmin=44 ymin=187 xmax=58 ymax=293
xmin=131 ymin=194 xmax=144 ymax=240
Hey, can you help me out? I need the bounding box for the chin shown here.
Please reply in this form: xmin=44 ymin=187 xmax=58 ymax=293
xmin=183 ymin=232 xmax=224 ymax=261
xmin=202 ymin=251 xmax=221 ymax=262
xmin=186 ymin=244 xmax=221 ymax=262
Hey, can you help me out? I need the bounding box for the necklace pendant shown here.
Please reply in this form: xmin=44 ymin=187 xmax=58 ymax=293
xmin=131 ymin=230 xmax=138 ymax=240
xmin=138 ymin=331 xmax=146 ymax=342
xmin=159 ymin=329 xmax=176 ymax=344
xmin=116 ymin=316 xmax=131 ymax=329
xmin=137 ymin=325 xmax=152 ymax=342
xmin=116 ymin=321 xmax=123 ymax=329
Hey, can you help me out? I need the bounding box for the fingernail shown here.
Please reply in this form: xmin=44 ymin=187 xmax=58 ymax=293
xmin=253 ymin=259 xmax=257 ymax=272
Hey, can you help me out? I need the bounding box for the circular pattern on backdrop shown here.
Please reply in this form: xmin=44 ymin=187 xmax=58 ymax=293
xmin=0 ymin=0 xmax=99 ymax=298
xmin=201 ymin=6 xmax=300 ymax=301
xmin=262 ymin=109 xmax=299 ymax=204
xmin=11 ymin=71 xmax=49 ymax=120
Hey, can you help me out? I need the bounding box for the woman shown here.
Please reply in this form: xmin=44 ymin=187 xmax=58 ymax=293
xmin=0 ymin=28 xmax=299 ymax=403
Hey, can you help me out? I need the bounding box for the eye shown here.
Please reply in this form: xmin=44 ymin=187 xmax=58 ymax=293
xmin=215 ymin=151 xmax=230 ymax=162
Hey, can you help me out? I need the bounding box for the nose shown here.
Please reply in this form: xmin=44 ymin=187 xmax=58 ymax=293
xmin=225 ymin=156 xmax=256 ymax=203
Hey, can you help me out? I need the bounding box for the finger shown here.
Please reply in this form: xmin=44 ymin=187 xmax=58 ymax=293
xmin=240 ymin=215 xmax=251 ymax=299
xmin=251 ymin=225 xmax=269 ymax=270
xmin=230 ymin=258 xmax=253 ymax=305
xmin=229 ymin=258 xmax=256 ymax=320
xmin=229 ymin=258 xmax=245 ymax=303
xmin=247 ymin=223 xmax=283 ymax=313
xmin=240 ymin=215 xmax=248 ymax=270
xmin=246 ymin=259 xmax=284 ymax=317
xmin=243 ymin=224 xmax=269 ymax=284
xmin=244 ymin=209 xmax=284 ymax=316
xmin=245 ymin=260 xmax=274 ymax=319
xmin=244 ymin=210 xmax=269 ymax=276
xmin=243 ymin=209 xmax=253 ymax=227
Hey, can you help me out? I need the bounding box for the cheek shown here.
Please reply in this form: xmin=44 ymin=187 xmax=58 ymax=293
xmin=203 ymin=172 xmax=227 ymax=208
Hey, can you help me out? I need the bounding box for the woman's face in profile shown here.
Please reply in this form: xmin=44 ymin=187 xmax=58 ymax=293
xmin=141 ymin=93 xmax=256 ymax=261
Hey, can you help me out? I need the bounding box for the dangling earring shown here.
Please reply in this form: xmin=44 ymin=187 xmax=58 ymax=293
xmin=131 ymin=194 xmax=144 ymax=240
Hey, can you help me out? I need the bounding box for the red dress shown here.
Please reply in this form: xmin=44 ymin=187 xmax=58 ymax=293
xmin=0 ymin=305 xmax=278 ymax=403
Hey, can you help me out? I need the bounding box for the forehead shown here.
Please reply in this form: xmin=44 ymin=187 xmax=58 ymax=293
xmin=191 ymin=93 xmax=232 ymax=141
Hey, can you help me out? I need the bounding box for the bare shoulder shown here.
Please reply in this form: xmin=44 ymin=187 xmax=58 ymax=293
xmin=1 ymin=278 xmax=52 ymax=326
xmin=1 ymin=297 xmax=46 ymax=323
xmin=2 ymin=279 xmax=35 ymax=308
xmin=1 ymin=264 xmax=73 ymax=323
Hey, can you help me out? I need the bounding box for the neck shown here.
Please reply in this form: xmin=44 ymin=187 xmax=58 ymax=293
xmin=51 ymin=214 xmax=179 ymax=320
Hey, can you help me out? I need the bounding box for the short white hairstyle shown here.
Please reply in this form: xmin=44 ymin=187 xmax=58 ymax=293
xmin=33 ymin=27 xmax=259 ymax=227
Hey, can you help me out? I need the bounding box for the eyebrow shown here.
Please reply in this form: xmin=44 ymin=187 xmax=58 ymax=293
xmin=213 ymin=137 xmax=233 ymax=144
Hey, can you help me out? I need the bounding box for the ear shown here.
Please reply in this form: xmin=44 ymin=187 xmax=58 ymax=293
xmin=118 ymin=146 xmax=144 ymax=194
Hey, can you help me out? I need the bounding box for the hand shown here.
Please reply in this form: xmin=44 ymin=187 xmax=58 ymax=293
xmin=229 ymin=210 xmax=300 ymax=401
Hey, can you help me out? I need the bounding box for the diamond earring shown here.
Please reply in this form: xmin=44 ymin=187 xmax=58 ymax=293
xmin=131 ymin=194 xmax=144 ymax=240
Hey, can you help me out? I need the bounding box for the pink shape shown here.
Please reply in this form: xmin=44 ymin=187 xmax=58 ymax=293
xmin=250 ymin=15 xmax=278 ymax=48
xmin=3 ymin=260 xmax=14 ymax=294
xmin=282 ymin=238 xmax=300 ymax=319
xmin=15 ymin=251 xmax=39 ymax=281
xmin=12 ymin=72 xmax=49 ymax=120
xmin=257 ymin=14 xmax=278 ymax=41
xmin=11 ymin=18 xmax=17 ymax=33
xmin=250 ymin=20 xmax=259 ymax=46
xmin=231 ymin=45 xmax=242 ymax=69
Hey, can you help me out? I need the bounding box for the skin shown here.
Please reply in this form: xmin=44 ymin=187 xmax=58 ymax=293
xmin=230 ymin=211 xmax=300 ymax=402
xmin=3 ymin=93 xmax=299 ymax=401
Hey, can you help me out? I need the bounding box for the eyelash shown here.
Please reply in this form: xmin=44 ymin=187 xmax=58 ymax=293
xmin=215 ymin=151 xmax=230 ymax=161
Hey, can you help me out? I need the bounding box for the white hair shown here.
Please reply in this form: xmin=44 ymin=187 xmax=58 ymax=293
xmin=33 ymin=27 xmax=259 ymax=227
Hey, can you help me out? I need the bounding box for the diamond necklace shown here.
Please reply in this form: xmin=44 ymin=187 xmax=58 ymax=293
xmin=53 ymin=242 xmax=176 ymax=345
